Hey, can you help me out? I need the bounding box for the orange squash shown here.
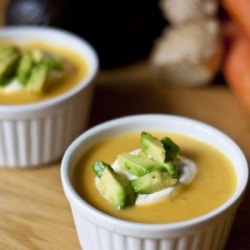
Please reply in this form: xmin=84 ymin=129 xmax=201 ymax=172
xmin=223 ymin=30 xmax=250 ymax=113
xmin=222 ymin=0 xmax=250 ymax=38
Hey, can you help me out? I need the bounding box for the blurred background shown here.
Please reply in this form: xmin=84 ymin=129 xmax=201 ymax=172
xmin=2 ymin=0 xmax=250 ymax=117
xmin=0 ymin=0 xmax=234 ymax=88
xmin=1 ymin=2 xmax=250 ymax=250
xmin=1 ymin=0 xmax=168 ymax=69
xmin=2 ymin=0 xmax=250 ymax=121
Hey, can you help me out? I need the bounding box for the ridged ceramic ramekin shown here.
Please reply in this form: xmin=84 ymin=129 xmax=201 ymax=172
xmin=61 ymin=114 xmax=248 ymax=250
xmin=0 ymin=26 xmax=99 ymax=168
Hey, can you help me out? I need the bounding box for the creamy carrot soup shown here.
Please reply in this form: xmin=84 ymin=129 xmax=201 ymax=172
xmin=0 ymin=41 xmax=89 ymax=105
xmin=73 ymin=131 xmax=237 ymax=223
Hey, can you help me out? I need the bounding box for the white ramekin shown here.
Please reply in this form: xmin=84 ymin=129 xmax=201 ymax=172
xmin=61 ymin=114 xmax=248 ymax=250
xmin=0 ymin=26 xmax=99 ymax=168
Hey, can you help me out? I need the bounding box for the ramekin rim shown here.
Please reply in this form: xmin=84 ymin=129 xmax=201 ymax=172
xmin=0 ymin=25 xmax=99 ymax=112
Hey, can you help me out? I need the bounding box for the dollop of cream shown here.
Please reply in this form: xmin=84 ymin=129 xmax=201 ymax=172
xmin=112 ymin=150 xmax=197 ymax=205
xmin=2 ymin=79 xmax=23 ymax=92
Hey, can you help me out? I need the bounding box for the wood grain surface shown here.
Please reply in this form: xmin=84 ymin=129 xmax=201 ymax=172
xmin=0 ymin=0 xmax=250 ymax=249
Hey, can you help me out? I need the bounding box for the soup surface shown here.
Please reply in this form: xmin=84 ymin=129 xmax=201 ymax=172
xmin=73 ymin=131 xmax=237 ymax=223
xmin=0 ymin=41 xmax=89 ymax=105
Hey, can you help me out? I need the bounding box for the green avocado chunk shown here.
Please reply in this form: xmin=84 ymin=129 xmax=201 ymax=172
xmin=93 ymin=160 xmax=109 ymax=177
xmin=140 ymin=131 xmax=166 ymax=163
xmin=130 ymin=169 xmax=177 ymax=194
xmin=161 ymin=137 xmax=180 ymax=160
xmin=25 ymin=61 xmax=49 ymax=93
xmin=93 ymin=161 xmax=136 ymax=210
xmin=0 ymin=45 xmax=66 ymax=90
xmin=0 ymin=45 xmax=21 ymax=76
xmin=44 ymin=54 xmax=64 ymax=71
xmin=92 ymin=132 xmax=182 ymax=209
xmin=17 ymin=52 xmax=33 ymax=85
xmin=163 ymin=161 xmax=179 ymax=178
xmin=117 ymin=152 xmax=163 ymax=176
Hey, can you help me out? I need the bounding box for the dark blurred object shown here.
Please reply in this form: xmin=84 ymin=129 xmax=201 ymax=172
xmin=69 ymin=1 xmax=167 ymax=68
xmin=5 ymin=0 xmax=167 ymax=69
xmin=6 ymin=0 xmax=72 ymax=27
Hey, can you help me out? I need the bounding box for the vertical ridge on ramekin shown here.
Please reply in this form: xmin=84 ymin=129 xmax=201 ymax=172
xmin=30 ymin=117 xmax=44 ymax=166
xmin=0 ymin=121 xmax=5 ymax=165
xmin=2 ymin=120 xmax=17 ymax=166
xmin=16 ymin=119 xmax=30 ymax=167
xmin=113 ymin=233 xmax=126 ymax=250
xmin=43 ymin=115 xmax=54 ymax=162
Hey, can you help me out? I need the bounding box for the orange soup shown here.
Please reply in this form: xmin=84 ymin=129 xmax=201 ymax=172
xmin=73 ymin=131 xmax=237 ymax=223
xmin=0 ymin=41 xmax=89 ymax=105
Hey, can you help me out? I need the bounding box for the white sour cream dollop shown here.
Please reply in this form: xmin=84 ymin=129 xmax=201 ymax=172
xmin=2 ymin=79 xmax=23 ymax=92
xmin=112 ymin=150 xmax=197 ymax=205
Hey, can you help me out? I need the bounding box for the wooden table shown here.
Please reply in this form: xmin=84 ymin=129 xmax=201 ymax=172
xmin=0 ymin=1 xmax=250 ymax=250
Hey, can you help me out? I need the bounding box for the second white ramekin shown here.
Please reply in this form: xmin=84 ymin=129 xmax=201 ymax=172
xmin=0 ymin=26 xmax=99 ymax=168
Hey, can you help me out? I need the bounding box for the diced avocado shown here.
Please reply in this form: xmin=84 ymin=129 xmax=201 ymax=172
xmin=0 ymin=74 xmax=13 ymax=86
xmin=0 ymin=45 xmax=21 ymax=76
xmin=161 ymin=137 xmax=180 ymax=160
xmin=31 ymin=49 xmax=44 ymax=63
xmin=25 ymin=61 xmax=49 ymax=93
xmin=117 ymin=152 xmax=163 ymax=176
xmin=140 ymin=131 xmax=166 ymax=163
xmin=44 ymin=55 xmax=64 ymax=71
xmin=16 ymin=52 xmax=33 ymax=85
xmin=0 ymin=45 xmax=66 ymax=90
xmin=130 ymin=170 xmax=177 ymax=194
xmin=163 ymin=161 xmax=179 ymax=178
xmin=31 ymin=49 xmax=64 ymax=71
xmin=93 ymin=161 xmax=136 ymax=210
xmin=93 ymin=160 xmax=109 ymax=177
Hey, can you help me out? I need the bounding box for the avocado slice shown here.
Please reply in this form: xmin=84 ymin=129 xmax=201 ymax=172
xmin=31 ymin=49 xmax=43 ymax=63
xmin=17 ymin=52 xmax=33 ymax=85
xmin=163 ymin=161 xmax=179 ymax=178
xmin=0 ymin=45 xmax=21 ymax=76
xmin=117 ymin=152 xmax=163 ymax=177
xmin=93 ymin=160 xmax=109 ymax=177
xmin=140 ymin=131 xmax=166 ymax=163
xmin=93 ymin=161 xmax=136 ymax=210
xmin=44 ymin=54 xmax=64 ymax=71
xmin=25 ymin=61 xmax=49 ymax=93
xmin=31 ymin=49 xmax=64 ymax=71
xmin=161 ymin=137 xmax=180 ymax=160
xmin=0 ymin=74 xmax=13 ymax=86
xmin=130 ymin=169 xmax=177 ymax=194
